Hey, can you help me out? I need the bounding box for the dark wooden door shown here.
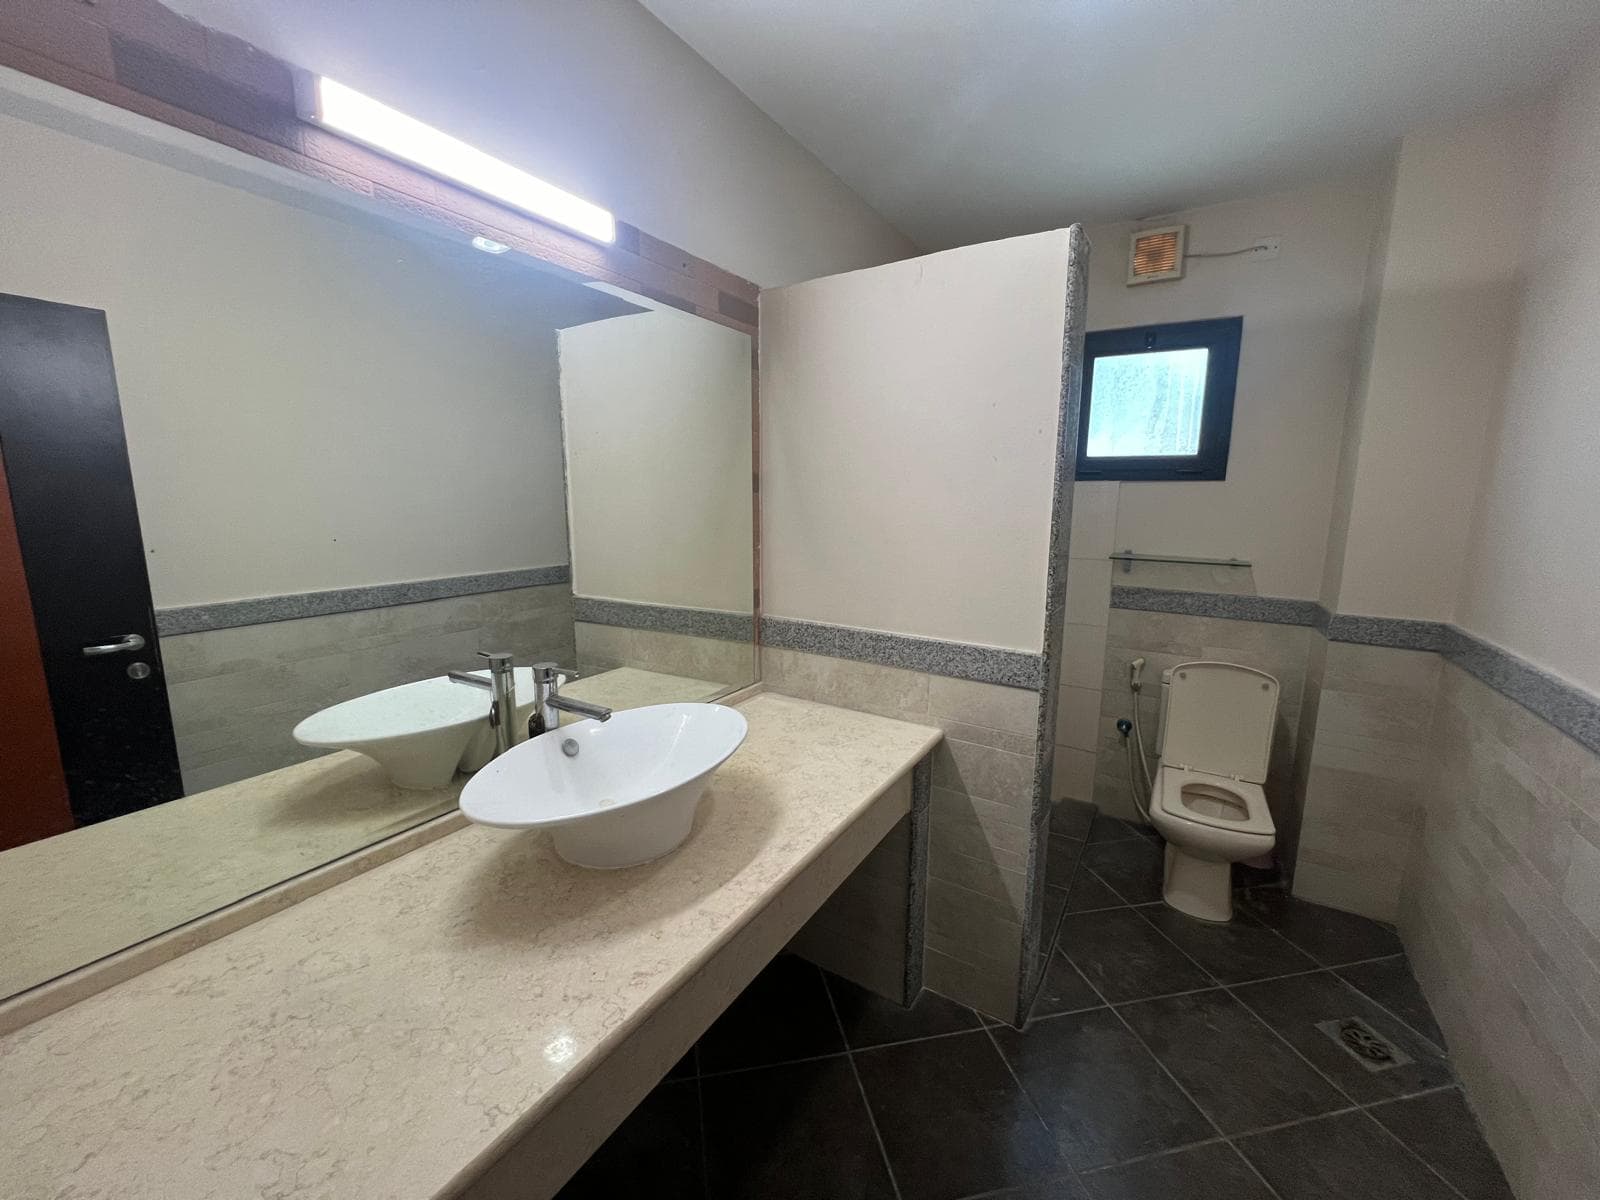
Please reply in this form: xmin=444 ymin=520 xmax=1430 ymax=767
xmin=0 ymin=293 xmax=182 ymax=826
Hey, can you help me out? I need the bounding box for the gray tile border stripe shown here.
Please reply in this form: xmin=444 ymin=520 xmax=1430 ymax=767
xmin=572 ymin=596 xmax=755 ymax=643
xmin=760 ymin=615 xmax=1045 ymax=690
xmin=1110 ymin=585 xmax=1600 ymax=757
xmin=1447 ymin=629 xmax=1600 ymax=756
xmin=1323 ymin=613 xmax=1455 ymax=652
xmin=1110 ymin=585 xmax=1324 ymax=627
xmin=155 ymin=566 xmax=571 ymax=636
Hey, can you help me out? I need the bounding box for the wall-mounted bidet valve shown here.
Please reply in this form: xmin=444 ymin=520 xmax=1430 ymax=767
xmin=448 ymin=650 xmax=519 ymax=758
xmin=530 ymin=662 xmax=612 ymax=737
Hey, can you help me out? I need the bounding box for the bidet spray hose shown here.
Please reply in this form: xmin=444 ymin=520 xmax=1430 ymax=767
xmin=1126 ymin=658 xmax=1154 ymax=821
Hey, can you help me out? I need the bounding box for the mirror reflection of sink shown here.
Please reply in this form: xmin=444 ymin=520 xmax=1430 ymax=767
xmin=291 ymin=668 xmax=554 ymax=789
xmin=459 ymin=702 xmax=748 ymax=868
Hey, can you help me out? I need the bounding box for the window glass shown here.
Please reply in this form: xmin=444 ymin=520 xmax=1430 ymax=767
xmin=1083 ymin=347 xmax=1209 ymax=459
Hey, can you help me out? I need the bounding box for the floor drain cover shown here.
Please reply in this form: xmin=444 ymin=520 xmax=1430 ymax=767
xmin=1316 ymin=1017 xmax=1412 ymax=1072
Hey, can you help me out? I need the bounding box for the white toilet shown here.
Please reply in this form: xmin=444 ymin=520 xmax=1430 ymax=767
xmin=1147 ymin=661 xmax=1279 ymax=923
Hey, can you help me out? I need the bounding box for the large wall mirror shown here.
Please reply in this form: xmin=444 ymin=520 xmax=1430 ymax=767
xmin=0 ymin=73 xmax=757 ymax=1002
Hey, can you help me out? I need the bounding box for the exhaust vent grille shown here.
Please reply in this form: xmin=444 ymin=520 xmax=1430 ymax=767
xmin=1128 ymin=224 xmax=1187 ymax=284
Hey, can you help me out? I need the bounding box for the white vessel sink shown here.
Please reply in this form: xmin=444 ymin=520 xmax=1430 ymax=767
xmin=459 ymin=702 xmax=748 ymax=868
xmin=292 ymin=668 xmax=552 ymax=790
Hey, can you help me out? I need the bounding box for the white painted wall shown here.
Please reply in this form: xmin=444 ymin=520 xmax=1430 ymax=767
xmin=1084 ymin=180 xmax=1383 ymax=598
xmin=760 ymin=230 xmax=1074 ymax=652
xmin=560 ymin=308 xmax=753 ymax=613
xmin=164 ymin=0 xmax=916 ymax=287
xmin=1458 ymin=49 xmax=1600 ymax=693
xmin=0 ymin=108 xmax=616 ymax=606
xmin=1331 ymin=105 xmax=1549 ymax=621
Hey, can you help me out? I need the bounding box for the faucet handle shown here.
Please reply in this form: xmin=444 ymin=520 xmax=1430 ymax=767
xmin=530 ymin=661 xmax=577 ymax=683
xmin=477 ymin=650 xmax=515 ymax=669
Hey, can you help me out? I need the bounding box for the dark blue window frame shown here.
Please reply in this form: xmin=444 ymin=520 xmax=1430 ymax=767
xmin=1075 ymin=316 xmax=1243 ymax=482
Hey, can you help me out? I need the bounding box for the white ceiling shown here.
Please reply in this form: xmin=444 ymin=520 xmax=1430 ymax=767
xmin=641 ymin=0 xmax=1600 ymax=249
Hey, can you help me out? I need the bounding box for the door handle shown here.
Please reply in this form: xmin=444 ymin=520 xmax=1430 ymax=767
xmin=82 ymin=633 xmax=146 ymax=657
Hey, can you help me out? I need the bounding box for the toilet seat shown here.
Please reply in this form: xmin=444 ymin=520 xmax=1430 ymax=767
xmin=1152 ymin=765 xmax=1274 ymax=839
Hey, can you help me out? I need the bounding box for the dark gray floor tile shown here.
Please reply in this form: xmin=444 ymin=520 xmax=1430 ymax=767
xmin=1336 ymin=956 xmax=1446 ymax=1049
xmin=991 ymin=1008 xmax=1214 ymax=1170
xmin=1369 ymin=1089 xmax=1515 ymax=1200
xmin=1087 ymin=815 xmax=1160 ymax=844
xmin=1028 ymin=951 xmax=1103 ymax=1021
xmin=964 ymin=1173 xmax=1091 ymax=1199
xmin=1046 ymin=834 xmax=1086 ymax=889
xmin=698 ymin=953 xmax=845 ymax=1072
xmin=1236 ymin=887 xmax=1402 ymax=966
xmin=703 ymin=1056 xmax=894 ymax=1200
xmin=558 ymin=1080 xmax=703 ymax=1199
xmin=1231 ymin=861 xmax=1281 ymax=890
xmin=1080 ymin=839 xmax=1165 ymax=904
xmin=1064 ymin=871 xmax=1124 ymax=913
xmin=856 ymin=1030 xmax=1062 ymax=1200
xmin=1083 ymin=1142 xmax=1274 ymax=1200
xmin=1049 ymin=799 xmax=1097 ymax=840
xmin=827 ymin=973 xmax=983 ymax=1048
xmin=1117 ymin=989 xmax=1346 ymax=1134
xmin=1230 ymin=971 xmax=1451 ymax=1103
xmin=1058 ymin=908 xmax=1213 ymax=1003
xmin=1237 ymin=1110 xmax=1460 ymax=1200
xmin=1141 ymin=904 xmax=1319 ymax=985
xmin=1042 ymin=883 xmax=1068 ymax=949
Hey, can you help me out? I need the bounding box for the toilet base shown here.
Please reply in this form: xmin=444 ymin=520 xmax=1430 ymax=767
xmin=1162 ymin=843 xmax=1234 ymax=923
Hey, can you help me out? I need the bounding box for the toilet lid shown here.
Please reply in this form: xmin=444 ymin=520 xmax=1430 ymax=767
xmin=1161 ymin=661 xmax=1279 ymax=784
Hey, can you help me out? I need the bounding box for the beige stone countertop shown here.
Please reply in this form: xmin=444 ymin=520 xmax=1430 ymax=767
xmin=0 ymin=692 xmax=938 ymax=1200
xmin=0 ymin=666 xmax=732 ymax=1001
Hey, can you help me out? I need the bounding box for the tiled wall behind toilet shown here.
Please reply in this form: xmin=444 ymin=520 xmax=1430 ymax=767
xmin=1052 ymin=482 xmax=1117 ymax=811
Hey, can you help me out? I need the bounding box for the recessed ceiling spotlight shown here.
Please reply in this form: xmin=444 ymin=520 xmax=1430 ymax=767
xmin=296 ymin=75 xmax=616 ymax=244
xmin=471 ymin=236 xmax=510 ymax=255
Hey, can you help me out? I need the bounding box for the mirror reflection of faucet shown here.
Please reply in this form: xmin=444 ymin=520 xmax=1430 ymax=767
xmin=448 ymin=655 xmax=613 ymax=752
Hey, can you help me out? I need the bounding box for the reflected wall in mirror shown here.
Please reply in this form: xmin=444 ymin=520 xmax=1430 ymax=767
xmin=562 ymin=303 xmax=756 ymax=696
xmin=0 ymin=75 xmax=757 ymax=1002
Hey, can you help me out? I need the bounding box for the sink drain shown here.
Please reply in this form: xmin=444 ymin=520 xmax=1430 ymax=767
xmin=1316 ymin=1017 xmax=1412 ymax=1072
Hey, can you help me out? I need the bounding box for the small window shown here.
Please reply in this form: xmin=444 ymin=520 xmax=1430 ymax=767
xmin=1076 ymin=317 xmax=1242 ymax=481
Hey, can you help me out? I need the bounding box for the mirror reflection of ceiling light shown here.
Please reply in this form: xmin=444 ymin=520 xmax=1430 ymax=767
xmin=471 ymin=236 xmax=511 ymax=254
xmin=296 ymin=75 xmax=616 ymax=244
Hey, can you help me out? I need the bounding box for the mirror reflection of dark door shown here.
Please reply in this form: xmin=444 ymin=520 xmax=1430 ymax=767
xmin=0 ymin=293 xmax=182 ymax=843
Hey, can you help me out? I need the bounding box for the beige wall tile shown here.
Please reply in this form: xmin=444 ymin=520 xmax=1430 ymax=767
xmin=924 ymin=948 xmax=1019 ymax=1021
xmin=928 ymin=675 xmax=1039 ymax=735
xmin=1401 ymin=661 xmax=1600 ymax=1200
xmin=932 ymin=738 xmax=1034 ymax=810
xmin=1062 ymin=621 xmax=1109 ymax=689
xmin=1063 ymin=558 xmax=1112 ymax=626
xmin=761 ymin=646 xmax=930 ymax=721
xmin=1068 ymin=481 xmax=1119 ymax=560
xmin=1050 ymin=746 xmax=1097 ymax=804
xmin=1055 ymin=684 xmax=1101 ymax=750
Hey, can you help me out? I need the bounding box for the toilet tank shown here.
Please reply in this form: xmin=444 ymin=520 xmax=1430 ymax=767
xmin=1156 ymin=661 xmax=1280 ymax=783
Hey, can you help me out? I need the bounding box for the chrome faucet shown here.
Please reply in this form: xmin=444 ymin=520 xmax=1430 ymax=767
xmin=530 ymin=661 xmax=612 ymax=735
xmin=447 ymin=650 xmax=519 ymax=757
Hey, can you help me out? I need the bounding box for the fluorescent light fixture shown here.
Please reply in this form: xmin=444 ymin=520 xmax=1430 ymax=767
xmin=471 ymin=235 xmax=510 ymax=255
xmin=297 ymin=75 xmax=616 ymax=244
